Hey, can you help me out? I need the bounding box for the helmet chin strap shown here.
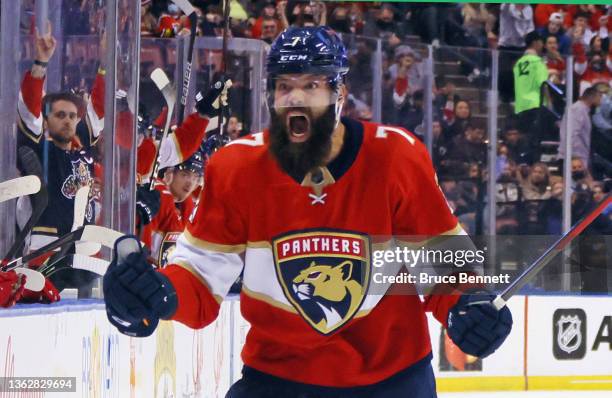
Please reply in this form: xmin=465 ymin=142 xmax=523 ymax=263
xmin=333 ymin=87 xmax=345 ymax=129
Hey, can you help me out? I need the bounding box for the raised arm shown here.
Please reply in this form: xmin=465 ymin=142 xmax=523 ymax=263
xmin=17 ymin=22 xmax=57 ymax=143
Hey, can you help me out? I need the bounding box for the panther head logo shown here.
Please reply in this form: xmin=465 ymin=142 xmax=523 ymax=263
xmin=292 ymin=260 xmax=363 ymax=331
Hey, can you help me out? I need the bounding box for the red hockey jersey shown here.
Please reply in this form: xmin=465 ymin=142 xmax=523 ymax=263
xmin=160 ymin=117 xmax=463 ymax=387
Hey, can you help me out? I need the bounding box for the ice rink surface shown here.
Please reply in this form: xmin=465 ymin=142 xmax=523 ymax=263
xmin=440 ymin=392 xmax=611 ymax=398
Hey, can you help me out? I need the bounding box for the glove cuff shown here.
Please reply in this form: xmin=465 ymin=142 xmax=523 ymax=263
xmin=156 ymin=272 xmax=178 ymax=320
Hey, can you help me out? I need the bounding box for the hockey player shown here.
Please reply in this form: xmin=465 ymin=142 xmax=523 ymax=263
xmin=103 ymin=27 xmax=512 ymax=397
xmin=147 ymin=151 xmax=204 ymax=267
xmin=17 ymin=24 xmax=104 ymax=251
xmin=135 ymin=79 xmax=231 ymax=257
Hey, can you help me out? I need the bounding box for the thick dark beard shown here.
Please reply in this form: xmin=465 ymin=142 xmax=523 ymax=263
xmin=269 ymin=105 xmax=336 ymax=179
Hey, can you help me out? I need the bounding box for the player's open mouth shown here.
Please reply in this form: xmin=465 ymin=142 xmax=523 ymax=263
xmin=287 ymin=111 xmax=311 ymax=143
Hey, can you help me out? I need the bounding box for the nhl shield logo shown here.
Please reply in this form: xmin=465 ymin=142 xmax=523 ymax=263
xmin=553 ymin=308 xmax=587 ymax=359
xmin=557 ymin=315 xmax=582 ymax=354
xmin=272 ymin=230 xmax=371 ymax=335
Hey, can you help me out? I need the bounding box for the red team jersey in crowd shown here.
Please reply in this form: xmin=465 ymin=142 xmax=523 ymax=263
xmin=159 ymin=117 xmax=464 ymax=387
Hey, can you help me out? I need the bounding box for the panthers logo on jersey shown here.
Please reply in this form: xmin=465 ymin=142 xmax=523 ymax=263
xmin=272 ymin=229 xmax=371 ymax=335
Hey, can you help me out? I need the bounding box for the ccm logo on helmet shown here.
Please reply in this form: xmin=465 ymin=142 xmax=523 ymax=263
xmin=280 ymin=55 xmax=308 ymax=61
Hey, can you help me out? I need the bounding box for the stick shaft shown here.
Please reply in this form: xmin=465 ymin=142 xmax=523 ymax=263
xmin=177 ymin=12 xmax=198 ymax=124
xmin=497 ymin=195 xmax=611 ymax=306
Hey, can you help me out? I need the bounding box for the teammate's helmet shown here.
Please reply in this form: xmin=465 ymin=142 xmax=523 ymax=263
xmin=266 ymin=26 xmax=349 ymax=95
xmin=201 ymin=133 xmax=231 ymax=159
xmin=176 ymin=150 xmax=204 ymax=176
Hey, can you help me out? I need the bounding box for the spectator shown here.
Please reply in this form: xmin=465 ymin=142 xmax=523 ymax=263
xmin=534 ymin=5 xmax=571 ymax=30
xmin=592 ymin=181 xmax=606 ymax=203
xmin=536 ymin=12 xmax=571 ymax=55
xmin=433 ymin=76 xmax=460 ymax=125
xmin=250 ymin=1 xmax=279 ymax=39
xmin=140 ymin=0 xmax=159 ymax=36
xmin=573 ymin=35 xmax=612 ymax=95
xmin=521 ymin=162 xmax=551 ymax=200
xmin=363 ymin=3 xmax=404 ymax=53
xmin=328 ymin=5 xmax=354 ymax=34
xmin=388 ymin=45 xmax=424 ymax=108
xmin=565 ymin=11 xmax=608 ymax=48
xmin=395 ymin=89 xmax=424 ymax=132
xmin=559 ymin=87 xmax=603 ymax=168
xmin=444 ymin=123 xmax=487 ymax=177
xmin=443 ymin=100 xmax=472 ymax=144
xmin=543 ymin=35 xmax=566 ymax=77
xmin=410 ymin=3 xmax=455 ymax=47
xmin=280 ymin=1 xmax=326 ymax=29
xmin=454 ymin=3 xmax=496 ymax=48
xmin=502 ymin=123 xmax=535 ymax=165
xmin=570 ymin=157 xmax=595 ymax=191
xmin=498 ymin=4 xmax=535 ymax=102
xmin=260 ymin=15 xmax=280 ymax=44
xmin=201 ymin=5 xmax=224 ymax=37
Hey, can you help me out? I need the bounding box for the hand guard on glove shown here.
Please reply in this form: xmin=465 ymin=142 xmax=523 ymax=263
xmin=103 ymin=236 xmax=177 ymax=337
xmin=447 ymin=290 xmax=512 ymax=358
xmin=135 ymin=186 xmax=161 ymax=226
xmin=195 ymin=77 xmax=232 ymax=119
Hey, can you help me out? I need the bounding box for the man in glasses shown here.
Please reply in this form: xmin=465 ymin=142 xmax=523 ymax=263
xmin=15 ymin=24 xmax=105 ymax=301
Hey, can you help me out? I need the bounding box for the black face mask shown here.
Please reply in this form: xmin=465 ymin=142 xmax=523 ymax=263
xmin=591 ymin=61 xmax=603 ymax=72
xmin=269 ymin=105 xmax=337 ymax=179
xmin=572 ymin=170 xmax=586 ymax=180
xmin=331 ymin=19 xmax=350 ymax=33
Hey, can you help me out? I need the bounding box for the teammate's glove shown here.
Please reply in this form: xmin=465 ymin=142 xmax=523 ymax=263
xmin=20 ymin=277 xmax=60 ymax=304
xmin=195 ymin=77 xmax=232 ymax=118
xmin=135 ymin=186 xmax=161 ymax=226
xmin=0 ymin=271 xmax=26 ymax=308
xmin=103 ymin=236 xmax=177 ymax=337
xmin=447 ymin=290 xmax=512 ymax=358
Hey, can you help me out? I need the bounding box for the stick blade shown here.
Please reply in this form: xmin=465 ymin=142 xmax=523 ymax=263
xmin=81 ymin=225 xmax=125 ymax=249
xmin=151 ymin=68 xmax=171 ymax=90
xmin=172 ymin=0 xmax=196 ymax=16
xmin=71 ymin=185 xmax=91 ymax=231
xmin=15 ymin=268 xmax=45 ymax=292
xmin=0 ymin=176 xmax=41 ymax=203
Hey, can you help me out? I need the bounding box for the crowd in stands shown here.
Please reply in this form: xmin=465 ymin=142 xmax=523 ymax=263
xmin=9 ymin=2 xmax=611 ymax=297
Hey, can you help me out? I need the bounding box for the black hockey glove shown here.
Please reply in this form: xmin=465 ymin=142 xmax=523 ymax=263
xmin=447 ymin=290 xmax=512 ymax=358
xmin=103 ymin=236 xmax=177 ymax=337
xmin=195 ymin=76 xmax=232 ymax=119
xmin=135 ymin=186 xmax=161 ymax=226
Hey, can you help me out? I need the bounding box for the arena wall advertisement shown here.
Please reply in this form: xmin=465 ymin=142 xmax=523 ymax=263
xmin=0 ymin=295 xmax=610 ymax=396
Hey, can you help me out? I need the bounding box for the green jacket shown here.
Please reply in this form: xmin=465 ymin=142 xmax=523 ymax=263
xmin=513 ymin=53 xmax=548 ymax=114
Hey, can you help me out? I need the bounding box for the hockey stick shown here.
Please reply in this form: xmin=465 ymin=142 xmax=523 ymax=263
xmin=70 ymin=185 xmax=101 ymax=256
xmin=148 ymin=68 xmax=176 ymax=191
xmin=14 ymin=268 xmax=45 ymax=292
xmin=0 ymin=175 xmax=41 ymax=204
xmin=2 ymin=225 xmax=126 ymax=271
xmin=39 ymin=253 xmax=110 ymax=278
xmin=173 ymin=0 xmax=197 ymax=125
xmin=216 ymin=0 xmax=231 ymax=137
xmin=3 ymin=147 xmax=48 ymax=261
xmin=492 ymin=195 xmax=612 ymax=310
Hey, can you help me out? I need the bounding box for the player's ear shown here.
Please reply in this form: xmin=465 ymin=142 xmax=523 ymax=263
xmin=162 ymin=169 xmax=173 ymax=185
